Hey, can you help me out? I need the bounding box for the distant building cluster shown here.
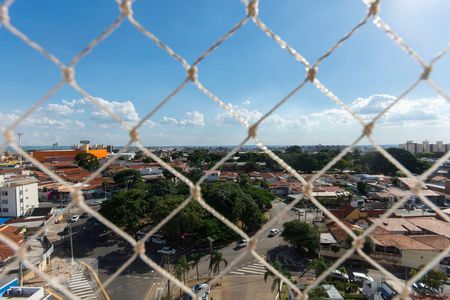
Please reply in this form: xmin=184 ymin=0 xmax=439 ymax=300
xmin=30 ymin=141 xmax=109 ymax=163
xmin=399 ymin=140 xmax=450 ymax=154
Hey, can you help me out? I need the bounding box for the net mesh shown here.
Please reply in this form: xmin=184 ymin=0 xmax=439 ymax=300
xmin=0 ymin=0 xmax=449 ymax=299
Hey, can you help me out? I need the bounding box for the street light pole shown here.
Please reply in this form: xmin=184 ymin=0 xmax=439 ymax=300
xmin=68 ymin=206 xmax=74 ymax=265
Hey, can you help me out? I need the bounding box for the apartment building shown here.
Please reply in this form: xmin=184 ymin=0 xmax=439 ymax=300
xmin=0 ymin=178 xmax=39 ymax=217
xmin=399 ymin=140 xmax=449 ymax=154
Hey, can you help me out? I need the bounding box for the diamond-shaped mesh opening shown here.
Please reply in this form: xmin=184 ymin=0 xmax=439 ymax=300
xmin=0 ymin=0 xmax=449 ymax=299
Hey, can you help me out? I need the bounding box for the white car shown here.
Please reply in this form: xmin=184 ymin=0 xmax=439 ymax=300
xmin=157 ymin=247 xmax=176 ymax=255
xmin=151 ymin=237 xmax=167 ymax=244
xmin=331 ymin=269 xmax=349 ymax=281
xmin=69 ymin=215 xmax=79 ymax=223
xmin=236 ymin=239 xmax=248 ymax=248
xmin=192 ymin=283 xmax=210 ymax=300
xmin=352 ymin=272 xmax=373 ymax=283
xmin=269 ymin=229 xmax=280 ymax=237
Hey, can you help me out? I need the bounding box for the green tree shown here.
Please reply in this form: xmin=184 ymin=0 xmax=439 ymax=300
xmin=150 ymin=195 xmax=205 ymax=240
xmin=410 ymin=268 xmax=447 ymax=294
xmin=209 ymin=251 xmax=227 ymax=275
xmin=243 ymin=186 xmax=275 ymax=210
xmin=363 ymin=236 xmax=374 ymax=254
xmin=113 ymin=169 xmax=143 ymax=190
xmin=281 ymin=220 xmax=320 ymax=253
xmin=285 ymin=145 xmax=302 ymax=153
xmin=148 ymin=178 xmax=176 ymax=197
xmin=174 ymin=255 xmax=188 ymax=284
xmin=264 ymin=260 xmax=291 ymax=295
xmin=308 ymin=286 xmax=328 ymax=300
xmin=74 ymin=152 xmax=99 ymax=171
xmin=357 ymin=181 xmax=368 ymax=195
xmin=363 ymin=148 xmax=430 ymax=175
xmin=190 ymin=252 xmax=203 ymax=281
xmin=308 ymin=258 xmax=328 ymax=277
xmin=99 ymin=189 xmax=149 ymax=231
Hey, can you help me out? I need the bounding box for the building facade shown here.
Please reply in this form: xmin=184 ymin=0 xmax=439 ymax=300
xmin=399 ymin=140 xmax=450 ymax=154
xmin=0 ymin=178 xmax=39 ymax=217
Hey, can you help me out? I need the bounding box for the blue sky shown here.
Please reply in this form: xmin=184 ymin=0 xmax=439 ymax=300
xmin=0 ymin=0 xmax=449 ymax=146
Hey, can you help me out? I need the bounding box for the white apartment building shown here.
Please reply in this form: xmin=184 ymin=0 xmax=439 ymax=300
xmin=0 ymin=178 xmax=39 ymax=217
xmin=400 ymin=140 xmax=450 ymax=154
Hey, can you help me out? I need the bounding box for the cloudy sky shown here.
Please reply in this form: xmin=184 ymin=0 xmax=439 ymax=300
xmin=0 ymin=0 xmax=449 ymax=146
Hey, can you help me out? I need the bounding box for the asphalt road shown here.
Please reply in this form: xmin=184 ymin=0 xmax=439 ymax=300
xmin=47 ymin=199 xmax=346 ymax=300
xmin=48 ymin=199 xmax=305 ymax=299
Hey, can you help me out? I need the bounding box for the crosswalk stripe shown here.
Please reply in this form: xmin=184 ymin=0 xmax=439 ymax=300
xmin=229 ymin=271 xmax=245 ymax=275
xmin=70 ymin=283 xmax=91 ymax=289
xmin=235 ymin=268 xmax=264 ymax=275
xmin=243 ymin=265 xmax=266 ymax=270
xmin=66 ymin=272 xmax=98 ymax=300
xmin=241 ymin=267 xmax=266 ymax=273
xmin=69 ymin=281 xmax=91 ymax=287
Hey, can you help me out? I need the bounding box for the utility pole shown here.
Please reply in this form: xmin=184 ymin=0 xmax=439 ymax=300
xmin=68 ymin=206 xmax=74 ymax=265
xmin=16 ymin=132 xmax=23 ymax=167
xmin=165 ymin=255 xmax=171 ymax=299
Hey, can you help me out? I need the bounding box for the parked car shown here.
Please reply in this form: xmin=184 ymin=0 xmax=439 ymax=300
xmin=151 ymin=237 xmax=167 ymax=244
xmin=236 ymin=239 xmax=248 ymax=248
xmin=69 ymin=215 xmax=80 ymax=223
xmin=157 ymin=247 xmax=176 ymax=255
xmin=80 ymin=212 xmax=89 ymax=218
xmin=330 ymin=269 xmax=349 ymax=281
xmin=352 ymin=272 xmax=373 ymax=283
xmin=268 ymin=228 xmax=280 ymax=237
xmin=135 ymin=224 xmax=155 ymax=240
xmin=61 ymin=227 xmax=70 ymax=235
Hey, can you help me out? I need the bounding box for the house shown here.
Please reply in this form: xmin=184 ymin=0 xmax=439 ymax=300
xmin=219 ymin=171 xmax=239 ymax=182
xmin=350 ymin=196 xmax=367 ymax=208
xmin=370 ymin=227 xmax=450 ymax=269
xmin=0 ymin=177 xmax=39 ymax=217
xmin=204 ymin=170 xmax=220 ymax=182
xmin=362 ymin=280 xmax=397 ymax=300
xmin=322 ymin=285 xmax=344 ymax=300
xmin=2 ymin=286 xmax=50 ymax=299
xmin=0 ymin=225 xmax=24 ymax=265
xmin=368 ymin=218 xmax=423 ymax=235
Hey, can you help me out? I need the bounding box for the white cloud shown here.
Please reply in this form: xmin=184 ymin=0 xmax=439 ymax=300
xmin=162 ymin=111 xmax=205 ymax=127
xmin=162 ymin=116 xmax=179 ymax=125
xmin=90 ymin=97 xmax=140 ymax=122
xmin=216 ymin=103 xmax=317 ymax=129
xmin=242 ymin=99 xmax=251 ymax=106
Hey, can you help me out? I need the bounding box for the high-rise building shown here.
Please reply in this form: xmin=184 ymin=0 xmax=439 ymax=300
xmin=400 ymin=140 xmax=448 ymax=154
xmin=422 ymin=140 xmax=430 ymax=153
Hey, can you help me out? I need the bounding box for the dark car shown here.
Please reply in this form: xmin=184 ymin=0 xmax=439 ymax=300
xmin=61 ymin=227 xmax=70 ymax=235
xmin=80 ymin=212 xmax=89 ymax=218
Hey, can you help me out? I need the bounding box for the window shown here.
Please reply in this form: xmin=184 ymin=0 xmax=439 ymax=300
xmin=19 ymin=190 xmax=23 ymax=195
xmin=1 ymin=200 xmax=7 ymax=204
xmin=2 ymin=208 xmax=8 ymax=213
xmin=1 ymin=191 xmax=7 ymax=196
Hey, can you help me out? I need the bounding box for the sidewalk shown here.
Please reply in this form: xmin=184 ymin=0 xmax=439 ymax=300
xmin=26 ymin=256 xmax=105 ymax=299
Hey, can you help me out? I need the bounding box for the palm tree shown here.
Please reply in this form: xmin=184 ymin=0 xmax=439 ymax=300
xmin=209 ymin=251 xmax=227 ymax=275
xmin=264 ymin=260 xmax=291 ymax=299
xmin=174 ymin=255 xmax=188 ymax=283
xmin=190 ymin=252 xmax=202 ymax=281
